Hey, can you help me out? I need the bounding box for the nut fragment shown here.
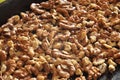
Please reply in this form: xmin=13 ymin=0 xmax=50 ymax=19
xmin=0 ymin=50 xmax=7 ymax=61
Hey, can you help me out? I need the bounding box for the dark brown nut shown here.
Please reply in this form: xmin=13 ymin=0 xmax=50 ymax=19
xmin=30 ymin=3 xmax=45 ymax=14
xmin=41 ymin=1 xmax=53 ymax=9
xmin=114 ymin=52 xmax=120 ymax=59
xmin=31 ymin=66 xmax=39 ymax=76
xmin=16 ymin=60 xmax=24 ymax=68
xmin=6 ymin=59 xmax=17 ymax=75
xmin=115 ymin=59 xmax=120 ymax=64
xmin=0 ymin=50 xmax=7 ymax=61
xmin=56 ymin=8 xmax=69 ymax=17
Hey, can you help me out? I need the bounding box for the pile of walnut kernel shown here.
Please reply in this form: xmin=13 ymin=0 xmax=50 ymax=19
xmin=0 ymin=0 xmax=120 ymax=80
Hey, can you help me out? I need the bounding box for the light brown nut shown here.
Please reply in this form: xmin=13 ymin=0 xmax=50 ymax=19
xmin=103 ymin=44 xmax=112 ymax=49
xmin=20 ymin=55 xmax=30 ymax=61
xmin=37 ymin=74 xmax=45 ymax=80
xmin=108 ymin=59 xmax=117 ymax=72
xmin=108 ymin=59 xmax=117 ymax=66
xmin=98 ymin=63 xmax=107 ymax=73
xmin=109 ymin=64 xmax=116 ymax=72
xmin=1 ymin=63 xmax=7 ymax=73
xmin=28 ymin=47 xmax=35 ymax=57
xmin=57 ymin=65 xmax=70 ymax=78
xmin=82 ymin=57 xmax=92 ymax=66
xmin=30 ymin=3 xmax=45 ymax=14
xmin=52 ymin=49 xmax=73 ymax=59
xmin=77 ymin=29 xmax=87 ymax=41
xmin=118 ymin=41 xmax=120 ymax=48
xmin=75 ymin=76 xmax=86 ymax=80
xmin=93 ymin=58 xmax=105 ymax=66
xmin=90 ymin=36 xmax=96 ymax=43
xmin=13 ymin=68 xmax=28 ymax=78
xmin=7 ymin=40 xmax=14 ymax=47
xmin=53 ymin=42 xmax=63 ymax=49
xmin=3 ymin=75 xmax=13 ymax=80
xmin=31 ymin=36 xmax=41 ymax=49
xmin=64 ymin=42 xmax=72 ymax=52
xmin=78 ymin=51 xmax=85 ymax=59
xmin=89 ymin=3 xmax=101 ymax=9
xmin=75 ymin=69 xmax=83 ymax=76
xmin=8 ymin=15 xmax=20 ymax=24
xmin=87 ymin=66 xmax=101 ymax=80
xmin=59 ymin=21 xmax=80 ymax=30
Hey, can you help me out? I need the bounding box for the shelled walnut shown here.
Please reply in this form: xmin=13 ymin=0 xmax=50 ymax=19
xmin=0 ymin=0 xmax=120 ymax=80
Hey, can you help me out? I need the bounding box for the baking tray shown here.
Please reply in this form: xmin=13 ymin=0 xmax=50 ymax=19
xmin=0 ymin=0 xmax=120 ymax=80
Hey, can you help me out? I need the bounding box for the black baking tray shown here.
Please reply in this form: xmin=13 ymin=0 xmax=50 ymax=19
xmin=0 ymin=0 xmax=120 ymax=80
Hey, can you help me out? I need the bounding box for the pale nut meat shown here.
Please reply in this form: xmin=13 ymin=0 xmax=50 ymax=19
xmin=93 ymin=58 xmax=105 ymax=66
xmin=98 ymin=63 xmax=107 ymax=73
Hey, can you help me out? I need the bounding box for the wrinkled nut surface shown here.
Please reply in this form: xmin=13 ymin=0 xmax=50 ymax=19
xmin=0 ymin=0 xmax=120 ymax=80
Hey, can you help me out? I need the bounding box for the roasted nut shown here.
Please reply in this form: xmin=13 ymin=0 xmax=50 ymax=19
xmin=37 ymin=74 xmax=45 ymax=80
xmin=108 ymin=59 xmax=117 ymax=72
xmin=56 ymin=8 xmax=69 ymax=17
xmin=64 ymin=42 xmax=72 ymax=52
xmin=90 ymin=36 xmax=96 ymax=43
xmin=57 ymin=65 xmax=70 ymax=78
xmin=8 ymin=15 xmax=20 ymax=24
xmin=75 ymin=76 xmax=86 ymax=80
xmin=0 ymin=50 xmax=7 ymax=61
xmin=93 ymin=58 xmax=105 ymax=66
xmin=0 ymin=0 xmax=120 ymax=80
xmin=98 ymin=63 xmax=107 ymax=73
xmin=82 ymin=57 xmax=92 ymax=66
xmin=75 ymin=68 xmax=83 ymax=76
xmin=53 ymin=42 xmax=63 ymax=49
xmin=1 ymin=63 xmax=7 ymax=73
xmin=103 ymin=44 xmax=112 ymax=49
xmin=30 ymin=3 xmax=45 ymax=14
